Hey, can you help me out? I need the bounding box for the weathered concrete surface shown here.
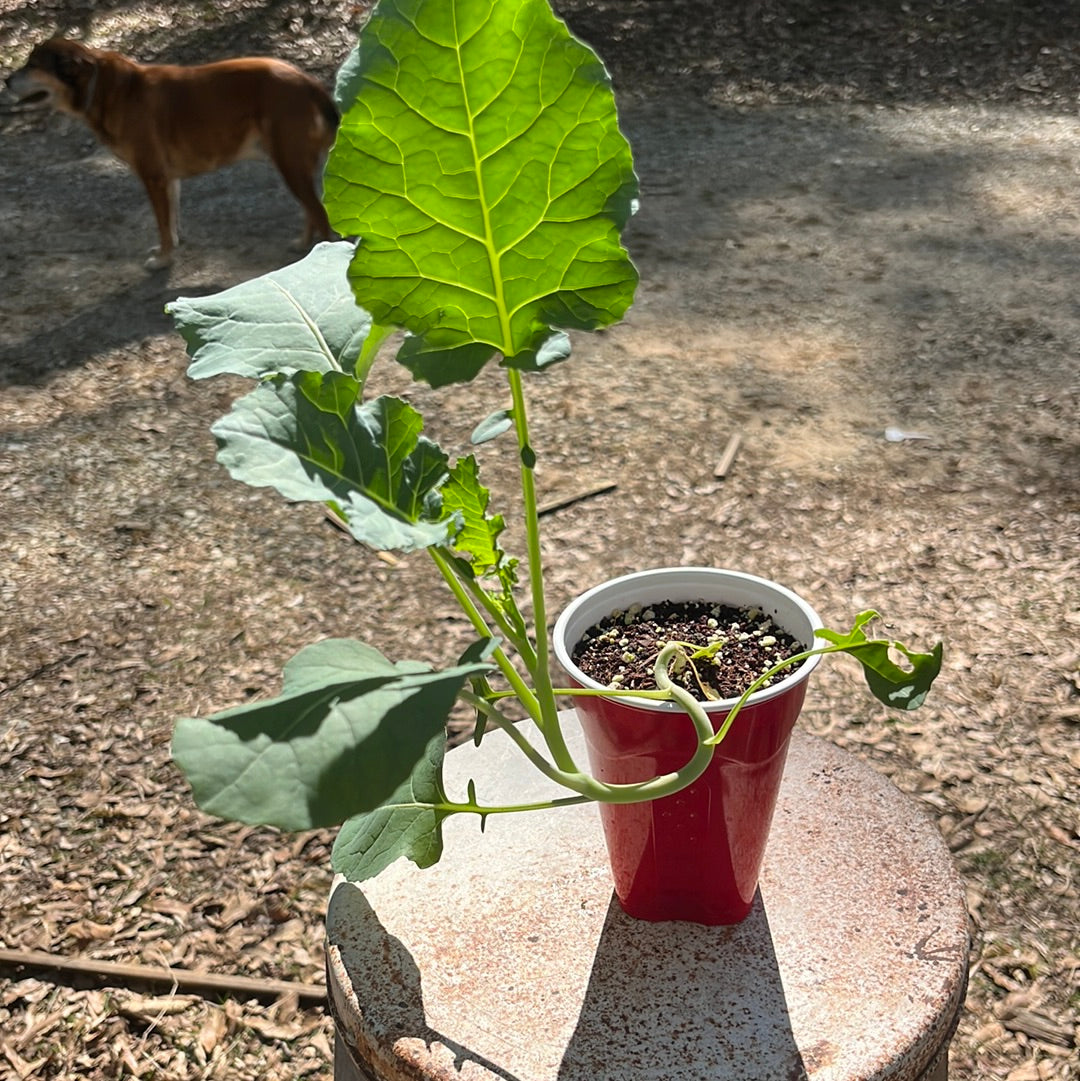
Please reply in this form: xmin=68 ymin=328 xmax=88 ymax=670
xmin=326 ymin=718 xmax=968 ymax=1081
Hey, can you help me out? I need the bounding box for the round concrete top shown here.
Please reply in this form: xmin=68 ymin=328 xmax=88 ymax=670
xmin=326 ymin=718 xmax=969 ymax=1081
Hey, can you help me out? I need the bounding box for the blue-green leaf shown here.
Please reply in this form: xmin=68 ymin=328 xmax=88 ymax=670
xmin=471 ymin=409 xmax=513 ymax=445
xmin=172 ymin=638 xmax=492 ymax=831
xmin=324 ymin=0 xmax=639 ymax=382
xmin=212 ymin=379 xmax=456 ymax=552
xmin=331 ymin=731 xmax=451 ymax=880
xmin=168 ymin=242 xmax=373 ymax=380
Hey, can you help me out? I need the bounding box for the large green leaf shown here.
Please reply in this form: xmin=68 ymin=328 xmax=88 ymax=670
xmin=172 ymin=638 xmax=492 ymax=831
xmin=168 ymin=242 xmax=374 ymax=380
xmin=324 ymin=0 xmax=639 ymax=382
xmin=212 ymin=379 xmax=456 ymax=552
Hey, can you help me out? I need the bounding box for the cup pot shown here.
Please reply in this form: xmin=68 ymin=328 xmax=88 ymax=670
xmin=552 ymin=568 xmax=823 ymax=925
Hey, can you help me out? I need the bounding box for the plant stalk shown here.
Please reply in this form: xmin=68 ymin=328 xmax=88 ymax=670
xmin=430 ymin=547 xmax=544 ymax=723
xmin=507 ymin=368 xmax=576 ymax=772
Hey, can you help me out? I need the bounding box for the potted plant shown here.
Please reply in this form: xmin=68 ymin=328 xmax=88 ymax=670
xmin=166 ymin=0 xmax=942 ymax=926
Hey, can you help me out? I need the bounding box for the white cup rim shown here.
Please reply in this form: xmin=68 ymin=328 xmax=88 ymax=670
xmin=552 ymin=567 xmax=824 ymax=712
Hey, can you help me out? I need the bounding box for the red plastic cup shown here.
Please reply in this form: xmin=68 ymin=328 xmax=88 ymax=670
xmin=552 ymin=568 xmax=823 ymax=925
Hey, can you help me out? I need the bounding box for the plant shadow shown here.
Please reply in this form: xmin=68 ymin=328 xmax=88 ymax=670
xmin=326 ymin=881 xmax=528 ymax=1081
xmin=557 ymin=893 xmax=811 ymax=1081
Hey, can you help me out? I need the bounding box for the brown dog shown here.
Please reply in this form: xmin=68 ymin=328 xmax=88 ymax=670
xmin=6 ymin=38 xmax=339 ymax=269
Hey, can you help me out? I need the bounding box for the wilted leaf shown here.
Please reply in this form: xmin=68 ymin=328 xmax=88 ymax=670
xmin=817 ymin=612 xmax=943 ymax=711
xmin=198 ymin=1007 xmax=228 ymax=1056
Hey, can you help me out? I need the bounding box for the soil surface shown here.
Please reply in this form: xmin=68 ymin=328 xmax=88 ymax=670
xmin=572 ymin=600 xmax=805 ymax=699
xmin=2 ymin=2 xmax=1079 ymax=1080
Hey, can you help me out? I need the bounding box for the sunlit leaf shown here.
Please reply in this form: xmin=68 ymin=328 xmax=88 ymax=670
xmin=324 ymin=0 xmax=638 ymax=382
xmin=442 ymin=456 xmax=508 ymax=579
xmin=212 ymin=380 xmax=456 ymax=552
xmin=442 ymin=456 xmax=524 ymax=636
xmin=169 ymin=242 xmax=372 ymax=380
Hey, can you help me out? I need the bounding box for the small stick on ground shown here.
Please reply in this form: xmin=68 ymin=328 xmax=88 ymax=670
xmin=322 ymin=506 xmax=400 ymax=564
xmin=538 ymin=482 xmax=617 ymax=517
xmin=714 ymin=433 xmax=741 ymax=479
xmin=0 ymin=947 xmax=326 ymax=1004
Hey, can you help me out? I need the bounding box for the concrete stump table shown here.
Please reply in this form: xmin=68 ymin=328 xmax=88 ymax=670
xmin=326 ymin=717 xmax=969 ymax=1081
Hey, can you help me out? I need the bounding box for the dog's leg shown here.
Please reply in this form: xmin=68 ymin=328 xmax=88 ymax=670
xmin=140 ymin=172 xmax=181 ymax=270
xmin=267 ymin=149 xmax=333 ymax=252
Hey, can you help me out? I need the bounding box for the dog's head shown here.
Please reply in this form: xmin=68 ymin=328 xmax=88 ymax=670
xmin=5 ymin=38 xmax=99 ymax=115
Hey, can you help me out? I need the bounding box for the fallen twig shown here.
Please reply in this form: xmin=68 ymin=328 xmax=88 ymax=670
xmin=713 ymin=433 xmax=741 ymax=479
xmin=322 ymin=507 xmax=401 ymax=564
xmin=0 ymin=947 xmax=326 ymax=1004
xmin=538 ymin=482 xmax=616 ymax=516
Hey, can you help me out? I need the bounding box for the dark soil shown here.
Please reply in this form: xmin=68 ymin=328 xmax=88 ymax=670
xmin=571 ymin=599 xmax=804 ymax=700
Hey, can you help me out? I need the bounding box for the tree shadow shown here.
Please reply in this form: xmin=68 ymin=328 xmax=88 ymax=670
xmin=0 ymin=144 xmax=313 ymax=387
xmin=0 ymin=0 xmax=358 ymax=80
xmin=557 ymin=893 xmax=810 ymax=1081
xmin=555 ymin=0 xmax=1080 ymax=112
xmin=0 ymin=273 xmax=174 ymax=386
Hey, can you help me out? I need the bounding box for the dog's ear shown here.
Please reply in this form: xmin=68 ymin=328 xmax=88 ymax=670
xmin=53 ymin=48 xmax=94 ymax=83
xmin=51 ymin=44 xmax=97 ymax=109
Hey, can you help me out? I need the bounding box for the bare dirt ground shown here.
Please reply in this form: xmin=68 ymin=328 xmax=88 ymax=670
xmin=1 ymin=2 xmax=1078 ymax=1079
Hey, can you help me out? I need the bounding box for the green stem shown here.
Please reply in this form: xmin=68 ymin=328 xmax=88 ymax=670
xmin=430 ymin=547 xmax=543 ymax=723
xmin=554 ymin=686 xmax=672 ymax=701
xmin=430 ymin=546 xmax=535 ymax=664
xmin=458 ymin=691 xmax=575 ymax=786
xmin=383 ymin=793 xmax=594 ymax=818
xmin=507 ymin=368 xmax=575 ymax=772
xmin=704 ymin=645 xmax=827 ymax=747
xmin=482 ymin=644 xmax=718 ymax=807
xmin=460 ymin=674 xmax=716 ymax=806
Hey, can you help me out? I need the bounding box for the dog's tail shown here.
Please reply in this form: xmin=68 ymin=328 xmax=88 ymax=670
xmin=315 ymin=87 xmax=340 ymax=137
xmin=321 ymin=96 xmax=340 ymax=134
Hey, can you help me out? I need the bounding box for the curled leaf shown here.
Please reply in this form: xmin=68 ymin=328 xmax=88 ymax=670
xmin=471 ymin=409 xmax=514 ymax=445
xmin=817 ymin=612 xmax=943 ymax=711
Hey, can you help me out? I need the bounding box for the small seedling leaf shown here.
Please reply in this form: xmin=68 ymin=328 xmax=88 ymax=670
xmin=442 ymin=456 xmax=524 ymax=633
xmin=471 ymin=409 xmax=514 ymax=445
